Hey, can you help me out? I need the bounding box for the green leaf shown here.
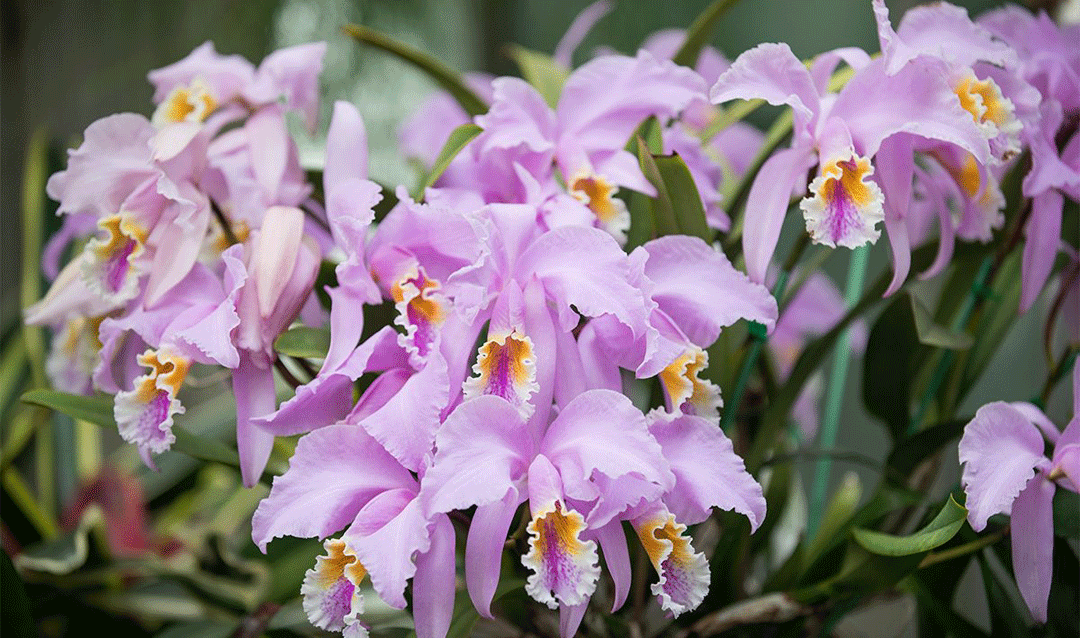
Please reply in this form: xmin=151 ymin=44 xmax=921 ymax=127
xmin=1 ymin=551 xmax=34 ymax=638
xmin=21 ymin=389 xmax=114 ymax=427
xmin=417 ymin=123 xmax=483 ymax=197
xmin=671 ymin=0 xmax=741 ymax=68
xmin=976 ymin=554 xmax=1030 ymax=637
xmin=446 ymin=578 xmax=525 ymax=638
xmin=344 ymin=24 xmax=487 ymax=117
xmin=1054 ymin=489 xmax=1080 ymax=539
xmin=853 ymin=496 xmax=967 ymax=557
xmin=21 ymin=128 xmax=48 ymax=389
xmin=155 ymin=621 xmax=237 ymax=638
xmin=803 ymin=472 xmax=862 ymax=569
xmin=274 ymin=326 xmax=331 ymax=359
xmin=653 ymin=154 xmax=711 ymax=242
xmin=634 ymin=138 xmax=711 ymax=241
xmin=911 ymin=294 xmax=972 ymax=350
xmin=506 ymin=45 xmax=569 ymax=108
xmin=862 ymin=293 xmax=922 ymax=439
xmin=885 ymin=418 xmax=968 ymax=477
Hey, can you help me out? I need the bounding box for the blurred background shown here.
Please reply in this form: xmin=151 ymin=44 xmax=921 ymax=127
xmin=2 ymin=1 xmax=1074 ymax=636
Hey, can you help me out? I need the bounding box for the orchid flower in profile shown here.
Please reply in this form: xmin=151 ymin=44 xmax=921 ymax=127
xmin=959 ymin=365 xmax=1079 ymax=623
xmin=710 ymin=11 xmax=991 ymax=286
xmin=253 ymin=423 xmax=455 ymax=638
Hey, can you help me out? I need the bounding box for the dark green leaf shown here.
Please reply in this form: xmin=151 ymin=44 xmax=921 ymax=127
xmin=155 ymin=621 xmax=237 ymax=638
xmin=886 ymin=418 xmax=968 ymax=477
xmin=446 ymin=578 xmax=525 ymax=638
xmin=911 ymin=294 xmax=972 ymax=349
xmin=634 ymin=138 xmax=711 ymax=241
xmin=863 ymin=294 xmax=922 ymax=439
xmin=671 ymin=0 xmax=741 ymax=67
xmin=1054 ymin=489 xmax=1080 ymax=539
xmin=344 ymin=24 xmax=488 ymax=117
xmin=853 ymin=496 xmax=966 ymax=556
xmin=1 ymin=551 xmax=35 ymax=638
xmin=506 ymin=45 xmax=569 ymax=108
xmin=418 ymin=123 xmax=482 ymax=196
xmin=274 ymin=326 xmax=331 ymax=360
xmin=976 ymin=554 xmax=1030 ymax=637
xmin=171 ymin=428 xmax=240 ymax=467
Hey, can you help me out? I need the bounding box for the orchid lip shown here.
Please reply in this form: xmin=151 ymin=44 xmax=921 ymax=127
xmin=391 ymin=266 xmax=447 ymax=363
xmin=799 ymin=154 xmax=884 ymax=249
xmin=462 ymin=329 xmax=539 ymax=417
xmin=569 ymin=170 xmax=631 ymax=242
xmin=521 ymin=499 xmax=601 ymax=609
xmin=301 ymin=538 xmax=368 ymax=635
xmin=83 ymin=214 xmax=149 ymax=305
xmin=152 ymin=77 xmax=218 ymax=127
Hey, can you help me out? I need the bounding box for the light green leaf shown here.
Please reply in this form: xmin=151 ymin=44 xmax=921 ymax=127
xmin=911 ymin=295 xmax=972 ymax=350
xmin=634 ymin=138 xmax=711 ymax=241
xmin=853 ymin=496 xmax=967 ymax=557
xmin=273 ymin=326 xmax=331 ymax=360
xmin=417 ymin=123 xmax=483 ymax=197
xmin=344 ymin=24 xmax=488 ymax=117
xmin=506 ymin=45 xmax=569 ymax=108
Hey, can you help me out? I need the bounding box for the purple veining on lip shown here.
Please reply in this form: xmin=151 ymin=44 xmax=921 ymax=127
xmin=321 ymin=577 xmax=356 ymax=627
xmin=104 ymin=239 xmax=137 ymax=293
xmin=140 ymin=390 xmax=171 ymax=447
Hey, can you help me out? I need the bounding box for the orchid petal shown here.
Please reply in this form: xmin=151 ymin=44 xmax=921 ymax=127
xmin=1020 ymin=189 xmax=1064 ymax=312
xmin=710 ymin=42 xmax=818 ymax=140
xmin=959 ymin=402 xmax=1048 ymax=531
xmin=742 ymin=146 xmax=815 ymax=284
xmin=593 ymin=519 xmax=631 ymax=612
xmin=466 ymin=488 xmax=522 ymax=618
xmin=1010 ymin=476 xmax=1054 ymax=624
xmin=234 ymin=354 xmax=277 ymax=487
xmin=412 ymin=514 xmax=457 ymax=638
xmin=251 ymin=423 xmax=415 ymax=551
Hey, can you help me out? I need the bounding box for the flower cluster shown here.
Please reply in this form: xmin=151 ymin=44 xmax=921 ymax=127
xmin=22 ymin=0 xmax=1080 ymax=635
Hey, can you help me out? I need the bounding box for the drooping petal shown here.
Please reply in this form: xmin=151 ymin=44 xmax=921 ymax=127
xmin=466 ymin=488 xmax=523 ymax=618
xmin=522 ymin=456 xmax=601 ymax=609
xmin=958 ymin=402 xmax=1049 ymax=531
xmin=1010 ymin=476 xmax=1055 ymax=624
xmin=1020 ymin=189 xmax=1064 ymax=312
xmin=741 ymin=146 xmax=816 ymax=284
xmin=648 ymin=413 xmax=766 ymax=528
xmin=233 ymin=353 xmax=277 ymax=488
xmin=876 ymin=134 xmax=916 ymax=296
xmin=633 ymin=505 xmax=710 ymax=617
xmin=251 ymin=423 xmax=415 ymax=551
xmin=593 ymin=519 xmax=631 ymax=612
xmin=412 ymin=514 xmax=457 ymax=638
xmin=301 ymin=538 xmax=368 ymax=637
xmin=552 ymin=0 xmax=613 ymax=67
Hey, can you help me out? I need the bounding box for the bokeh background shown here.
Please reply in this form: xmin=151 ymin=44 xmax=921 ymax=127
xmin=2 ymin=1 xmax=1075 ymax=635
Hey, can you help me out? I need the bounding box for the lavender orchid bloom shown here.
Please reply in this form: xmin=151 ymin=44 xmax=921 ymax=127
xmin=711 ymin=21 xmax=991 ymax=287
xmin=959 ymin=365 xmax=1079 ymax=623
xmin=252 ymin=423 xmax=455 ymax=638
xmin=421 ymin=391 xmax=674 ymax=634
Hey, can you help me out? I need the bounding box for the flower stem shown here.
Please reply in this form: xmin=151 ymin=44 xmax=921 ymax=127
xmin=807 ymin=245 xmax=869 ymax=538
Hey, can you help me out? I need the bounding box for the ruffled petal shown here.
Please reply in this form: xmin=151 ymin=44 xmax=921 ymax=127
xmin=958 ymin=402 xmax=1048 ymax=531
xmin=633 ymin=506 xmax=710 ymax=617
xmin=301 ymin=538 xmax=368 ymax=637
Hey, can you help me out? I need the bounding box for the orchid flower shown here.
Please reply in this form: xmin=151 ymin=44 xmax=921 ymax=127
xmin=421 ymin=390 xmax=673 ymax=635
xmin=959 ymin=365 xmax=1079 ymax=623
xmin=711 ymin=18 xmax=991 ymax=287
xmin=253 ymin=423 xmax=455 ymax=638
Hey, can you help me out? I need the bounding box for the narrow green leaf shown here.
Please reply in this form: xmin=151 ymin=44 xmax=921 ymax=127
xmin=344 ymin=24 xmax=488 ymax=116
xmin=155 ymin=621 xmax=237 ymax=638
xmin=505 ymin=44 xmax=569 ymax=108
xmin=862 ymin=294 xmax=921 ymax=439
xmin=21 ymin=389 xmax=242 ymax=469
xmin=417 ymin=123 xmax=483 ymax=196
xmin=885 ymin=418 xmax=968 ymax=477
xmin=653 ymin=154 xmax=711 ymax=241
xmin=853 ymin=496 xmax=967 ymax=557
xmin=446 ymin=578 xmax=525 ymax=638
xmin=21 ymin=389 xmax=114 ymax=427
xmin=671 ymin=0 xmax=741 ymax=68
xmin=803 ymin=471 xmax=862 ymax=569
xmin=21 ymin=128 xmax=48 ymax=388
xmin=976 ymin=554 xmax=1029 ymax=637
xmin=274 ymin=326 xmax=331 ymax=360
xmin=911 ymin=295 xmax=972 ymax=350
xmin=635 ymin=137 xmax=680 ymax=237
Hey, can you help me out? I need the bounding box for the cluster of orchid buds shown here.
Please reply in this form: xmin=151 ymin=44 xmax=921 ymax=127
xmin=20 ymin=1 xmax=1078 ymax=636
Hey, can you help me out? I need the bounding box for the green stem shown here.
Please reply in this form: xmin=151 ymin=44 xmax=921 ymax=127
xmin=807 ymin=245 xmax=869 ymax=538
xmin=918 ymin=527 xmax=1006 ymax=569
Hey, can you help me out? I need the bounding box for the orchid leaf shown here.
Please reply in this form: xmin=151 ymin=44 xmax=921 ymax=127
xmin=274 ymin=326 xmax=331 ymax=360
xmin=417 ymin=123 xmax=482 ymax=196
xmin=910 ymin=295 xmax=972 ymax=350
xmin=852 ymin=496 xmax=966 ymax=557
xmin=672 ymin=0 xmax=741 ymax=68
xmin=506 ymin=45 xmax=569 ymax=108
xmin=635 ymin=138 xmax=710 ymax=242
xmin=344 ymin=24 xmax=488 ymax=117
